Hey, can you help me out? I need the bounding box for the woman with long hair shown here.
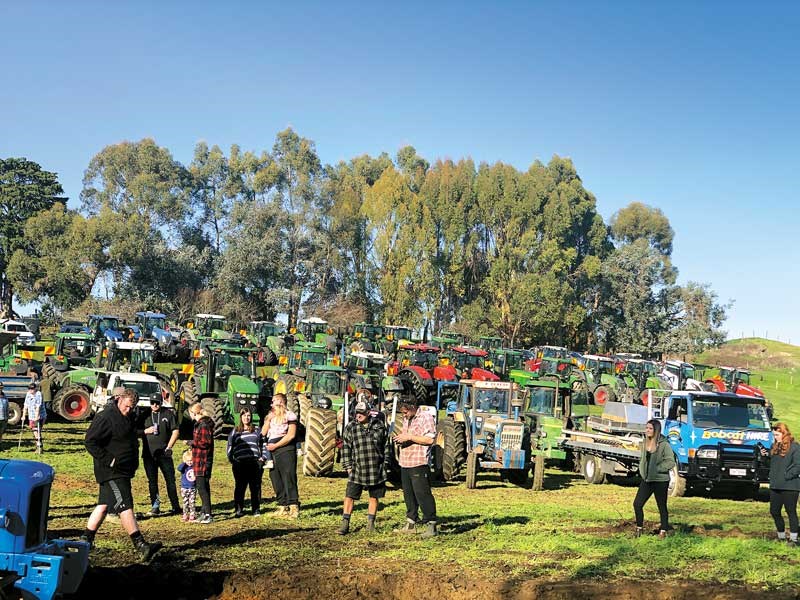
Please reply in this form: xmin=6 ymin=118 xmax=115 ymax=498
xmin=227 ymin=408 xmax=265 ymax=517
xmin=633 ymin=419 xmax=676 ymax=538
xmin=765 ymin=422 xmax=800 ymax=544
xmin=261 ymin=394 xmax=299 ymax=518
xmin=188 ymin=402 xmax=215 ymax=524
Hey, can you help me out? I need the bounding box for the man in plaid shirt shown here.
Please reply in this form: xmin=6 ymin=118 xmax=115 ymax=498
xmin=339 ymin=399 xmax=387 ymax=535
xmin=393 ymin=386 xmax=438 ymax=538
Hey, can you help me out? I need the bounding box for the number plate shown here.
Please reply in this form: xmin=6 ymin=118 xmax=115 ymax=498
xmin=729 ymin=468 xmax=747 ymax=477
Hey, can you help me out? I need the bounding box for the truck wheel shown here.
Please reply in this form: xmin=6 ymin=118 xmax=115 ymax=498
xmin=593 ymin=385 xmax=615 ymax=406
xmin=668 ymin=465 xmax=687 ymax=497
xmin=532 ymin=453 xmax=545 ymax=491
xmin=582 ymin=454 xmax=605 ymax=484
xmin=54 ymin=385 xmax=92 ymax=421
xmin=7 ymin=401 xmax=22 ymax=427
xmin=434 ymin=418 xmax=466 ymax=481
xmin=302 ymin=407 xmax=337 ymax=476
xmin=298 ymin=394 xmax=312 ymax=427
xmin=465 ymin=451 xmax=478 ymax=489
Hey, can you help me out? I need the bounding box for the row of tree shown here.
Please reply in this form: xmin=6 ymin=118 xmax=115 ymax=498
xmin=0 ymin=130 xmax=729 ymax=354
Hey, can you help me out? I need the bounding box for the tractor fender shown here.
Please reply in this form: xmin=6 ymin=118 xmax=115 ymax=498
xmin=433 ymin=364 xmax=458 ymax=382
xmin=705 ymin=378 xmax=726 ymax=392
xmin=469 ymin=367 xmax=500 ymax=382
xmin=735 ymin=383 xmax=764 ymax=398
xmin=401 ymin=366 xmax=434 ymax=387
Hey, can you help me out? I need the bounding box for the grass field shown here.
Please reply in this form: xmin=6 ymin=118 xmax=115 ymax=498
xmin=7 ymin=337 xmax=800 ymax=598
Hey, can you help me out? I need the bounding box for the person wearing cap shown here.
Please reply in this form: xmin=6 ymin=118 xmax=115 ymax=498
xmin=138 ymin=395 xmax=181 ymax=517
xmin=0 ymin=382 xmax=8 ymax=449
xmin=339 ymin=398 xmax=387 ymax=535
xmin=22 ymin=382 xmax=45 ymax=453
xmin=393 ymin=387 xmax=438 ymax=538
xmin=227 ymin=408 xmax=266 ymax=517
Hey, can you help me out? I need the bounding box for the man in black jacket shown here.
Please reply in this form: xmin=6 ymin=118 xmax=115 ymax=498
xmin=139 ymin=396 xmax=181 ymax=516
xmin=82 ymin=389 xmax=162 ymax=561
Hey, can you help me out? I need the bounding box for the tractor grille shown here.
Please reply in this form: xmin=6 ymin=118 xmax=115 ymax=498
xmin=499 ymin=424 xmax=523 ymax=451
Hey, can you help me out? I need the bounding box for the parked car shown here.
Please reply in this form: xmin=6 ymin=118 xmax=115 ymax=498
xmin=59 ymin=321 xmax=91 ymax=334
xmin=0 ymin=319 xmax=36 ymax=345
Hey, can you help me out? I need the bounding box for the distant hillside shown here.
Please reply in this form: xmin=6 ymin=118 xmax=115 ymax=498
xmin=692 ymin=337 xmax=800 ymax=371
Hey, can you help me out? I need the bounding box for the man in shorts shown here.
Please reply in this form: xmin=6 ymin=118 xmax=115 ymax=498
xmin=339 ymin=399 xmax=387 ymax=534
xmin=82 ymin=388 xmax=162 ymax=561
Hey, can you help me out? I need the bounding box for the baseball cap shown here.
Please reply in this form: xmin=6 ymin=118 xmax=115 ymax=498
xmin=354 ymin=400 xmax=369 ymax=415
xmin=150 ymin=396 xmax=163 ymax=405
xmin=28 ymin=382 xmax=36 ymax=389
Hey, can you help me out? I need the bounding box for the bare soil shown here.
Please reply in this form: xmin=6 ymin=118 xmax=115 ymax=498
xmin=75 ymin=560 xmax=800 ymax=600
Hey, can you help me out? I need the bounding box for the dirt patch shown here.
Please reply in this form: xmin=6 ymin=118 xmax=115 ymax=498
xmin=74 ymin=562 xmax=800 ymax=600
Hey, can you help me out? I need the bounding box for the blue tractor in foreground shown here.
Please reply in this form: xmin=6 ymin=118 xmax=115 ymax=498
xmin=0 ymin=459 xmax=88 ymax=599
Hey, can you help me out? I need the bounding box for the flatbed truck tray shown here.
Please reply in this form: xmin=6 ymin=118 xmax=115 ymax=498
xmin=558 ymin=428 xmax=643 ymax=462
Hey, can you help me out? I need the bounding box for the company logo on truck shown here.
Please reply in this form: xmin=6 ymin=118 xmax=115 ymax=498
xmin=701 ymin=429 xmax=770 ymax=442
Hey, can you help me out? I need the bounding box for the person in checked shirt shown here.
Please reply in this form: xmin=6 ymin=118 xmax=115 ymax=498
xmin=393 ymin=385 xmax=438 ymax=538
xmin=339 ymin=399 xmax=387 ymax=535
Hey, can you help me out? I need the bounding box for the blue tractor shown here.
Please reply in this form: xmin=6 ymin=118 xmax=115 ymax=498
xmin=134 ymin=311 xmax=179 ymax=360
xmin=0 ymin=459 xmax=88 ymax=599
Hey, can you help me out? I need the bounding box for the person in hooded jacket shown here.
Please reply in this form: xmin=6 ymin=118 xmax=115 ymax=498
xmin=633 ymin=419 xmax=676 ymax=539
xmin=763 ymin=422 xmax=800 ymax=545
xmin=82 ymin=388 xmax=162 ymax=561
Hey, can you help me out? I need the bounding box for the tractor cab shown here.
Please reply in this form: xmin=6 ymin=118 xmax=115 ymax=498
xmin=46 ymin=333 xmax=98 ymax=370
xmin=296 ymin=317 xmax=330 ymax=343
xmin=100 ymin=341 xmax=157 ymax=373
xmin=87 ymin=315 xmax=123 ymax=342
xmin=487 ymin=348 xmax=525 ymax=379
xmin=345 ymin=350 xmax=390 ymax=397
xmin=134 ymin=311 xmax=167 ymax=336
xmin=477 ymin=336 xmax=503 ymax=352
xmin=431 ymin=331 xmax=463 ymax=353
xmin=248 ymin=321 xmax=285 ymax=344
xmin=451 ymin=346 xmax=499 ymax=381
xmin=305 ymin=365 xmax=347 ymax=411
xmin=384 ymin=325 xmax=413 ymax=347
xmin=662 ymin=360 xmax=706 ymax=391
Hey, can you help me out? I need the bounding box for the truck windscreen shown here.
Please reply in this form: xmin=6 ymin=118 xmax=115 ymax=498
xmin=692 ymin=399 xmax=770 ymax=430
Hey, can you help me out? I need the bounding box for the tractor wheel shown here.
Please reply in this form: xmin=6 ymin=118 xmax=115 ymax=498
xmin=581 ymin=454 xmax=605 ymax=484
xmin=169 ymin=369 xmax=183 ymax=393
xmin=194 ymin=362 xmax=206 ymax=377
xmin=402 ymin=371 xmax=430 ymax=406
xmin=54 ymin=385 xmax=92 ymax=422
xmin=532 ymin=453 xmax=545 ymax=491
xmin=200 ymin=396 xmax=226 ymax=438
xmin=42 ymin=361 xmax=57 ymax=381
xmin=263 ymin=346 xmax=278 ymax=367
xmin=302 ymin=408 xmax=337 ymax=477
xmin=7 ymin=401 xmax=22 ymax=427
xmin=465 ymin=451 xmax=478 ymax=489
xmin=434 ymin=418 xmax=466 ymax=481
xmin=298 ymin=394 xmax=312 ymax=427
xmin=593 ymin=385 xmax=615 ymax=406
xmin=179 ymin=380 xmax=198 ymax=411
xmin=668 ymin=464 xmax=687 ymax=498
xmin=275 ymin=374 xmax=298 ymax=398
xmin=286 ymin=392 xmax=300 ymax=417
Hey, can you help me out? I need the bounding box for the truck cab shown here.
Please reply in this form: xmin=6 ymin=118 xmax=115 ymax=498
xmin=90 ymin=372 xmax=165 ymax=414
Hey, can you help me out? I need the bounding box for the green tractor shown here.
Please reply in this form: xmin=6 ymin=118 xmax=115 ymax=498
xmin=246 ymin=321 xmax=287 ymax=366
xmin=477 ymin=336 xmax=503 ymax=352
xmin=344 ymin=350 xmax=391 ymax=398
xmin=173 ymin=344 xmax=270 ymax=437
xmin=294 ymin=317 xmax=338 ymax=348
xmin=0 ymin=332 xmax=36 ymax=375
xmin=383 ymin=325 xmax=415 ymax=356
xmin=343 ymin=322 xmax=388 ymax=355
xmin=486 ymin=347 xmax=526 ymax=380
xmin=509 ymin=356 xmax=576 ymax=388
xmin=522 ymin=373 xmax=592 ymax=490
xmin=273 ymin=342 xmax=333 ymax=414
xmin=179 ymin=313 xmax=243 ymax=354
xmin=619 ymin=358 xmax=665 ymax=404
xmin=579 ymin=354 xmax=637 ymax=405
xmin=297 ymin=365 xmax=349 ymax=477
xmin=430 ymin=330 xmax=464 ymax=355
xmin=41 ymin=333 xmax=98 ymax=381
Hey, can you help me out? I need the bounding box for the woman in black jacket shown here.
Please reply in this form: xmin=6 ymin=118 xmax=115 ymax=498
xmin=633 ymin=419 xmax=676 ymax=539
xmin=764 ymin=422 xmax=800 ymax=544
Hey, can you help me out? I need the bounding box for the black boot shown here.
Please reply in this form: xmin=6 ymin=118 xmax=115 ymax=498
xmin=135 ymin=539 xmax=163 ymax=562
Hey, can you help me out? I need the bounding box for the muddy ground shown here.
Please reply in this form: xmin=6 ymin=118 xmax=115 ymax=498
xmin=77 ymin=559 xmax=800 ymax=600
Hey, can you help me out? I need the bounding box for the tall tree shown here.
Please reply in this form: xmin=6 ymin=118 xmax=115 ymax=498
xmin=0 ymin=158 xmax=66 ymax=315
xmin=610 ymin=201 xmax=674 ymax=256
xmin=188 ymin=142 xmax=230 ymax=254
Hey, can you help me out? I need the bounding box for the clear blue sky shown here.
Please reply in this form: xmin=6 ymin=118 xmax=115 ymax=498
xmin=2 ymin=1 xmax=798 ymax=343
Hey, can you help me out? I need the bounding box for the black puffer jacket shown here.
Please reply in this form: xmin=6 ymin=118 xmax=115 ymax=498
xmin=85 ymin=401 xmax=139 ymax=484
xmin=770 ymin=442 xmax=800 ymax=491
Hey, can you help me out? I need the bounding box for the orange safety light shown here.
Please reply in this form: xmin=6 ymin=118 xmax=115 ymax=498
xmin=192 ymin=349 xmax=201 ymax=358
xmin=278 ymin=356 xmax=288 ymax=366
xmin=44 ymin=345 xmax=56 ymax=356
xmin=181 ymin=363 xmax=195 ymax=375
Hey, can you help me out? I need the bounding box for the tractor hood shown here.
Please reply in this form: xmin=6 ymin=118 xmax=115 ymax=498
xmin=433 ymin=364 xmax=457 ymax=381
xmin=468 ymin=367 xmax=500 ymax=381
xmin=736 ymin=383 xmax=765 ymax=398
xmin=227 ymin=374 xmax=260 ymax=394
xmin=0 ymin=458 xmax=55 ymax=485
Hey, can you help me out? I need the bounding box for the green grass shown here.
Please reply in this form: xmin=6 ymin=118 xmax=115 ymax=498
xmin=7 ymin=419 xmax=800 ymax=592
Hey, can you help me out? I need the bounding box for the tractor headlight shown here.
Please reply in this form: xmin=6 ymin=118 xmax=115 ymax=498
xmin=236 ymin=393 xmax=242 ymax=398
xmin=697 ymin=449 xmax=718 ymax=459
xmin=250 ymin=400 xmax=257 ymax=405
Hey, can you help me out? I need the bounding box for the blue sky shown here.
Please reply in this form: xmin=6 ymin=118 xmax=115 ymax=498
xmin=2 ymin=1 xmax=798 ymax=343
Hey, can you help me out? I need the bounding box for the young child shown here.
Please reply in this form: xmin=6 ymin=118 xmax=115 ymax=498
xmin=260 ymin=412 xmax=275 ymax=469
xmin=177 ymin=449 xmax=197 ymax=522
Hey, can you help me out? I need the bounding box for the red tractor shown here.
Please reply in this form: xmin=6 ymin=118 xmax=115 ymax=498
xmin=389 ymin=343 xmax=458 ymax=405
xmin=705 ymin=366 xmax=765 ymax=398
xmin=450 ymin=346 xmax=500 ymax=381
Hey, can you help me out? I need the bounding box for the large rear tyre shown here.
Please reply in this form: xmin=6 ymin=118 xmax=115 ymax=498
xmin=7 ymin=401 xmax=22 ymax=427
xmin=54 ymin=385 xmax=92 ymax=421
xmin=302 ymin=408 xmax=337 ymax=477
xmin=200 ymin=396 xmax=226 ymax=438
xmin=465 ymin=451 xmax=478 ymax=489
xmin=401 ymin=371 xmax=430 ymax=406
xmin=263 ymin=346 xmax=278 ymax=367
xmin=581 ymin=454 xmax=605 ymax=484
xmin=298 ymin=394 xmax=312 ymax=427
xmin=42 ymin=361 xmax=57 ymax=381
xmin=593 ymin=385 xmax=616 ymax=406
xmin=434 ymin=418 xmax=466 ymax=481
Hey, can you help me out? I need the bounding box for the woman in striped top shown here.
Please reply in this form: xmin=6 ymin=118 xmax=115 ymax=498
xmin=227 ymin=408 xmax=266 ymax=517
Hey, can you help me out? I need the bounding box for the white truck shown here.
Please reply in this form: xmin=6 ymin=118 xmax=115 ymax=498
xmin=90 ymin=371 xmax=168 ymax=414
xmin=0 ymin=319 xmax=36 ymax=345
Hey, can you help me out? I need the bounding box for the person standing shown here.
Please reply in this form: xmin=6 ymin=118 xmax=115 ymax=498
xmin=177 ymin=449 xmax=197 ymax=522
xmin=0 ymin=382 xmax=8 ymax=449
xmin=339 ymin=399 xmax=387 ymax=535
xmin=261 ymin=394 xmax=299 ymax=518
xmin=393 ymin=393 xmax=438 ymax=538
xmin=227 ymin=408 xmax=265 ymax=517
xmin=765 ymin=422 xmax=800 ymax=544
xmin=188 ymin=402 xmax=215 ymax=524
xmin=82 ymin=389 xmax=162 ymax=561
xmin=140 ymin=396 xmax=181 ymax=516
xmin=22 ymin=382 xmax=45 ymax=453
xmin=633 ymin=419 xmax=676 ymax=539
